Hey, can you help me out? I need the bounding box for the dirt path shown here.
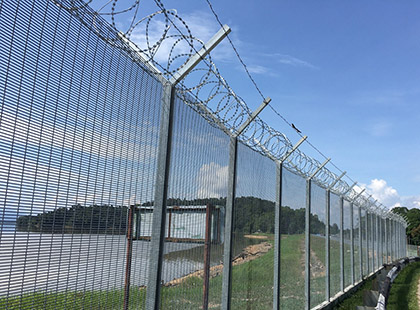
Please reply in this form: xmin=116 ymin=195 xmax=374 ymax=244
xmin=163 ymin=241 xmax=273 ymax=287
xmin=299 ymin=238 xmax=325 ymax=278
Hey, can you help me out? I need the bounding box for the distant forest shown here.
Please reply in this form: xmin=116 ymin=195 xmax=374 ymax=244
xmin=392 ymin=207 xmax=420 ymax=245
xmin=16 ymin=196 xmax=333 ymax=235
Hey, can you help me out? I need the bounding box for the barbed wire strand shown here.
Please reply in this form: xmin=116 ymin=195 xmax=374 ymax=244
xmin=203 ymin=0 xmax=353 ymax=177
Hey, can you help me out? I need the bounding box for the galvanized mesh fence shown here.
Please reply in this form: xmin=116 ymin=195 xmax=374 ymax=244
xmin=231 ymin=142 xmax=276 ymax=309
xmin=0 ymin=0 xmax=409 ymax=310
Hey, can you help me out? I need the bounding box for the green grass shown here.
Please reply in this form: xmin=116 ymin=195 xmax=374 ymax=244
xmin=335 ymin=262 xmax=420 ymax=310
xmin=332 ymin=276 xmax=375 ymax=310
xmin=280 ymin=234 xmax=305 ymax=309
xmin=0 ymin=234 xmax=310 ymax=309
xmin=387 ymin=261 xmax=420 ymax=310
xmin=310 ymin=235 xmax=327 ymax=308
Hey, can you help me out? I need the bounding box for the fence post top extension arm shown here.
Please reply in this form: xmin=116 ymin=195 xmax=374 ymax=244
xmin=308 ymin=158 xmax=330 ymax=180
xmin=342 ymin=182 xmax=358 ymax=198
xmin=234 ymin=97 xmax=271 ymax=138
xmin=327 ymin=171 xmax=346 ymax=191
xmin=169 ymin=24 xmax=231 ymax=85
xmin=280 ymin=135 xmax=307 ymax=163
xmin=366 ymin=198 xmax=378 ymax=212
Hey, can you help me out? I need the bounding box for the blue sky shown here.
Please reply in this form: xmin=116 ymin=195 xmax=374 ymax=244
xmin=2 ymin=0 xmax=419 ymax=214
xmin=94 ymin=0 xmax=420 ymax=208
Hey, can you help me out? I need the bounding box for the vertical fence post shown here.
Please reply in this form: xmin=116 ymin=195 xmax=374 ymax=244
xmin=305 ymin=178 xmax=312 ymax=310
xmin=305 ymin=158 xmax=330 ymax=310
xmin=144 ymin=25 xmax=231 ymax=310
xmin=398 ymin=221 xmax=400 ymax=259
xmin=325 ymin=190 xmax=330 ymax=301
xmin=145 ymin=82 xmax=175 ymax=310
xmin=391 ymin=219 xmax=393 ymax=261
xmin=273 ymin=162 xmax=282 ymax=310
xmin=378 ymin=217 xmax=382 ymax=266
xmin=398 ymin=221 xmax=400 ymax=258
xmin=398 ymin=222 xmax=401 ymax=258
xmin=325 ymin=171 xmax=345 ymax=301
xmin=373 ymin=213 xmax=376 ymax=269
xmin=391 ymin=220 xmax=394 ymax=261
xmin=366 ymin=212 xmax=370 ymax=275
xmin=222 ymin=97 xmax=270 ymax=310
xmin=380 ymin=217 xmax=383 ymax=266
xmin=222 ymin=136 xmax=238 ymax=310
xmin=375 ymin=213 xmax=381 ymax=269
xmin=340 ymin=196 xmax=344 ymax=291
xmin=389 ymin=218 xmax=392 ymax=262
xmin=371 ymin=213 xmax=374 ymax=272
xmin=272 ymin=136 xmax=306 ymax=310
xmin=358 ymin=205 xmax=362 ymax=280
xmin=350 ymin=202 xmax=354 ymax=285
xmin=385 ymin=217 xmax=390 ymax=264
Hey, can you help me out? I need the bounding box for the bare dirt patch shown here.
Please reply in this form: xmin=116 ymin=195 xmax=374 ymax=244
xmin=163 ymin=241 xmax=273 ymax=287
xmin=310 ymin=249 xmax=326 ymax=278
xmin=244 ymin=234 xmax=268 ymax=240
xmin=299 ymin=238 xmax=325 ymax=278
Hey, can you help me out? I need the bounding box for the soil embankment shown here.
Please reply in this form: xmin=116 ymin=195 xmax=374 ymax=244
xmin=163 ymin=241 xmax=273 ymax=287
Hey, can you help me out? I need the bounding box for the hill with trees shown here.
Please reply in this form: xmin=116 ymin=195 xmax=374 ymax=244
xmin=16 ymin=196 xmax=328 ymax=236
xmin=392 ymin=207 xmax=420 ymax=245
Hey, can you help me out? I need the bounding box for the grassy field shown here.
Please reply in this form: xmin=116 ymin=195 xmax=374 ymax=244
xmin=332 ymin=276 xmax=375 ymax=310
xmin=0 ymin=233 xmax=324 ymax=309
xmin=387 ymin=261 xmax=420 ymax=310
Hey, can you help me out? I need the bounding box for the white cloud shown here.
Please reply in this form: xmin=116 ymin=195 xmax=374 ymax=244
xmin=369 ymin=120 xmax=393 ymax=137
xmin=245 ymin=64 xmax=269 ymax=74
xmin=263 ymin=53 xmax=318 ymax=70
xmin=129 ymin=10 xmax=235 ymax=68
xmin=0 ymin=109 xmax=157 ymax=163
xmin=196 ymin=162 xmax=228 ymax=198
xmin=358 ymin=178 xmax=420 ymax=210
xmin=366 ymin=179 xmax=400 ymax=207
xmin=400 ymin=196 xmax=420 ymax=209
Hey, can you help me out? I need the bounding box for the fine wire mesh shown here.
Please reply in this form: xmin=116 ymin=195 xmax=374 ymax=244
xmin=309 ymin=182 xmax=326 ymax=308
xmin=353 ymin=204 xmax=361 ymax=283
xmin=281 ymin=167 xmax=306 ymax=309
xmin=343 ymin=200 xmax=351 ymax=288
xmin=231 ymin=141 xmax=276 ymax=310
xmin=361 ymin=209 xmax=368 ymax=277
xmin=329 ymin=193 xmax=341 ymax=297
xmin=0 ymin=0 xmax=162 ymax=308
xmin=0 ymin=0 xmax=410 ymax=309
xmin=159 ymin=90 xmax=229 ymax=309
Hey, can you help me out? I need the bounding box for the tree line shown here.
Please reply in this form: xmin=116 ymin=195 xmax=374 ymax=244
xmin=392 ymin=207 xmax=420 ymax=245
xmin=16 ymin=196 xmax=332 ymax=235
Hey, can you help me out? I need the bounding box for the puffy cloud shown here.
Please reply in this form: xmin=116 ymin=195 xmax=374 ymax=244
xmin=196 ymin=162 xmax=228 ymax=199
xmin=130 ymin=10 xmax=235 ymax=65
xmin=367 ymin=179 xmax=400 ymax=207
xmin=360 ymin=178 xmax=420 ymax=210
